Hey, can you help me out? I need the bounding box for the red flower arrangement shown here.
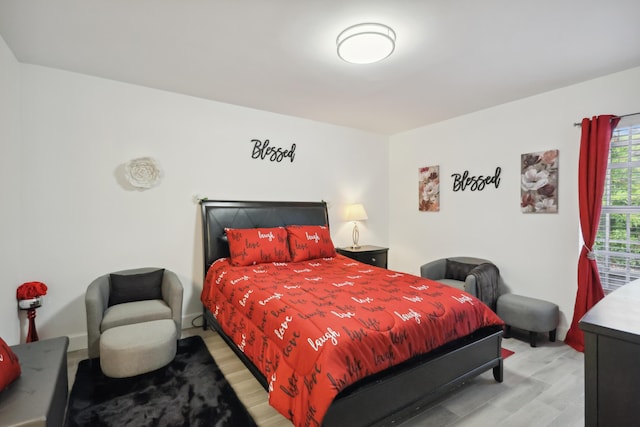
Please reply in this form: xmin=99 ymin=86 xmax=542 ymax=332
xmin=16 ymin=281 xmax=48 ymax=300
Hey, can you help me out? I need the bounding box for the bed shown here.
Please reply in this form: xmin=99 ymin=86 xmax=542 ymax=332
xmin=200 ymin=200 xmax=504 ymax=427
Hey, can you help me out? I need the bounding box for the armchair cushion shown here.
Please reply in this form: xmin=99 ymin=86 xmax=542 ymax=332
xmin=108 ymin=268 xmax=164 ymax=307
xmin=445 ymin=259 xmax=477 ymax=281
xmin=436 ymin=278 xmax=468 ymax=289
xmin=100 ymin=300 xmax=172 ymax=332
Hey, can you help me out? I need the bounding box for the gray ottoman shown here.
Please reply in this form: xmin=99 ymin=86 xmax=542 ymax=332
xmin=100 ymin=319 xmax=177 ymax=378
xmin=497 ymin=293 xmax=559 ymax=347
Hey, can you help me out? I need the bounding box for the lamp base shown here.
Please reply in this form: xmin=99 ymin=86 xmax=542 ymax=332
xmin=351 ymin=222 xmax=361 ymax=249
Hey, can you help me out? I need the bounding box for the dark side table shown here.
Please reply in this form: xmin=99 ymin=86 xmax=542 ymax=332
xmin=336 ymin=245 xmax=388 ymax=269
xmin=1 ymin=336 xmax=69 ymax=427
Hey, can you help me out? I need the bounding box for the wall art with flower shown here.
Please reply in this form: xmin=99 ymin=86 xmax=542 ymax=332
xmin=521 ymin=149 xmax=558 ymax=213
xmin=419 ymin=165 xmax=440 ymax=212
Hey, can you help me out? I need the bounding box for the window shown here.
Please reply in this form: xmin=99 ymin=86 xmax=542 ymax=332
xmin=594 ymin=116 xmax=640 ymax=293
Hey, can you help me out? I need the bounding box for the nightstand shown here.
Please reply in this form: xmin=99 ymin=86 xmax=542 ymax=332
xmin=336 ymin=245 xmax=388 ymax=269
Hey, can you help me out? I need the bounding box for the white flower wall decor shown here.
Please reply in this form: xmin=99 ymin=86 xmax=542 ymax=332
xmin=520 ymin=149 xmax=559 ymax=213
xmin=124 ymin=157 xmax=163 ymax=190
xmin=419 ymin=165 xmax=440 ymax=212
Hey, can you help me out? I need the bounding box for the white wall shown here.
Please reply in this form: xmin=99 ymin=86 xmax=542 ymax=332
xmin=388 ymin=66 xmax=640 ymax=339
xmin=0 ymin=36 xmax=22 ymax=344
xmin=19 ymin=65 xmax=389 ymax=350
xmin=7 ymin=44 xmax=639 ymax=349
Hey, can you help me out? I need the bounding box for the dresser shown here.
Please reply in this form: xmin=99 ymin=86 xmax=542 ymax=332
xmin=579 ymin=278 xmax=640 ymax=427
xmin=336 ymin=245 xmax=388 ymax=268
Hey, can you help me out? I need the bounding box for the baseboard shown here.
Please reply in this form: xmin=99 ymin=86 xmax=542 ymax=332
xmin=183 ymin=312 xmax=205 ymax=330
xmin=66 ymin=312 xmax=204 ymax=352
xmin=556 ymin=325 xmax=568 ymax=342
xmin=67 ymin=332 xmax=89 ymax=352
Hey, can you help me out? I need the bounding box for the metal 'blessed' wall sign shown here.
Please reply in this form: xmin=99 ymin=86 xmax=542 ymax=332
xmin=451 ymin=167 xmax=502 ymax=191
xmin=251 ymin=139 xmax=296 ymax=163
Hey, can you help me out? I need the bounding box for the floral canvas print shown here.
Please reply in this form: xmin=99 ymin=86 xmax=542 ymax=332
xmin=419 ymin=166 xmax=440 ymax=212
xmin=521 ymin=149 xmax=558 ymax=213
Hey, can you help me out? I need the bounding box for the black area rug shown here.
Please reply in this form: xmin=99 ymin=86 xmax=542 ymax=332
xmin=65 ymin=335 xmax=258 ymax=427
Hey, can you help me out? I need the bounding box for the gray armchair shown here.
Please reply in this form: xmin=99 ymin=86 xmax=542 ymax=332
xmin=85 ymin=267 xmax=183 ymax=359
xmin=420 ymin=256 xmax=494 ymax=297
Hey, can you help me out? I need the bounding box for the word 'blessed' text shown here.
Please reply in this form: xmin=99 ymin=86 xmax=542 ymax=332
xmin=251 ymin=139 xmax=296 ymax=163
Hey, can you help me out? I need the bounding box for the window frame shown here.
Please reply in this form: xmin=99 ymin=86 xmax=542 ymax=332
xmin=594 ymin=116 xmax=640 ymax=293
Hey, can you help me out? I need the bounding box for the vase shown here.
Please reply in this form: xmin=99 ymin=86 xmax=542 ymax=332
xmin=18 ymin=296 xmax=43 ymax=343
xmin=26 ymin=308 xmax=39 ymax=342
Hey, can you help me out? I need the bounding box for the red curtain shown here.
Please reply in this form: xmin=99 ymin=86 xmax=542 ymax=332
xmin=565 ymin=115 xmax=620 ymax=352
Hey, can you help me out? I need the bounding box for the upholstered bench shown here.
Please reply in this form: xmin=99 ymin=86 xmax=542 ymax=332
xmin=497 ymin=293 xmax=559 ymax=347
xmin=100 ymin=318 xmax=177 ymax=378
xmin=0 ymin=336 xmax=69 ymax=427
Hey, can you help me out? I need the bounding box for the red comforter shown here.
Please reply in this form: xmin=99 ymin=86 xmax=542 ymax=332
xmin=201 ymin=255 xmax=503 ymax=427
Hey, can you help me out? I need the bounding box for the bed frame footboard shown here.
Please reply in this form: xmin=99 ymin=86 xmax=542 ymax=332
xmin=204 ymin=307 xmax=502 ymax=426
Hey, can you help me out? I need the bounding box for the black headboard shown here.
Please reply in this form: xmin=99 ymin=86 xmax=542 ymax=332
xmin=200 ymin=200 xmax=330 ymax=275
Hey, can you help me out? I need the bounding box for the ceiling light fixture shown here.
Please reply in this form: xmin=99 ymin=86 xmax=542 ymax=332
xmin=337 ymin=23 xmax=396 ymax=64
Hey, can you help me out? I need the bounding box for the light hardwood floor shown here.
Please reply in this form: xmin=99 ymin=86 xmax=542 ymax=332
xmin=66 ymin=328 xmax=584 ymax=427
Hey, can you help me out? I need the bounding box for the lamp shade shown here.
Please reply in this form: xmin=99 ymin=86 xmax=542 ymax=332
xmin=345 ymin=203 xmax=368 ymax=221
xmin=337 ymin=23 xmax=396 ymax=64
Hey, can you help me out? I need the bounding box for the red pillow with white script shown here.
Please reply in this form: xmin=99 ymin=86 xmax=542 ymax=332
xmin=0 ymin=337 xmax=21 ymax=391
xmin=225 ymin=227 xmax=291 ymax=266
xmin=286 ymin=225 xmax=336 ymax=262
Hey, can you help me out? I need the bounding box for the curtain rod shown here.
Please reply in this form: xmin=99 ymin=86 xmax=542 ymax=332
xmin=573 ymin=112 xmax=640 ymax=127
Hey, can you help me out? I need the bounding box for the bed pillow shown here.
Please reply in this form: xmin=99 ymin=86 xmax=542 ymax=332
xmin=108 ymin=268 xmax=165 ymax=307
xmin=225 ymin=227 xmax=291 ymax=266
xmin=445 ymin=259 xmax=476 ymax=281
xmin=287 ymin=225 xmax=336 ymax=262
xmin=0 ymin=337 xmax=21 ymax=392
